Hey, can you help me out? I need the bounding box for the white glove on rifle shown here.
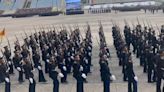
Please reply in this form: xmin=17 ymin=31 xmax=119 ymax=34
xmin=110 ymin=75 xmax=116 ymax=81
xmin=58 ymin=73 xmax=64 ymax=78
xmin=55 ymin=52 xmax=58 ymax=56
xmin=88 ymin=52 xmax=91 ymax=56
xmin=80 ymin=66 xmax=83 ymax=71
xmin=5 ymin=77 xmax=10 ymax=83
xmin=71 ymin=56 xmax=74 ymax=59
xmin=63 ymin=66 xmax=67 ymax=71
xmin=8 ymin=61 xmax=11 ymax=65
xmin=85 ymin=59 xmax=88 ymax=64
xmin=46 ymin=59 xmax=50 ymax=63
xmin=134 ymin=76 xmax=138 ymax=82
xmin=107 ymin=53 xmax=110 ymax=56
xmin=82 ymin=73 xmax=87 ymax=79
xmin=38 ymin=66 xmax=42 ymax=70
xmin=88 ymin=47 xmax=91 ymax=50
xmin=17 ymin=67 xmax=21 ymax=71
xmin=29 ymin=78 xmax=33 ymax=83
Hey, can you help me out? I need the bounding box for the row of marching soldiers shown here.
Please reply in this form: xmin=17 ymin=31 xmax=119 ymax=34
xmin=98 ymin=23 xmax=116 ymax=92
xmin=113 ymin=19 xmax=164 ymax=92
xmin=0 ymin=24 xmax=93 ymax=92
xmin=112 ymin=24 xmax=138 ymax=92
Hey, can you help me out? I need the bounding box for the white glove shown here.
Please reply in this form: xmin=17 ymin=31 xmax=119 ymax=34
xmin=29 ymin=78 xmax=33 ymax=83
xmin=72 ymin=48 xmax=75 ymax=51
xmin=17 ymin=67 xmax=21 ymax=71
xmin=38 ymin=66 xmax=42 ymax=70
xmin=47 ymin=53 xmax=50 ymax=57
xmin=88 ymin=47 xmax=91 ymax=50
xmin=63 ymin=66 xmax=67 ymax=71
xmin=107 ymin=53 xmax=110 ymax=56
xmin=55 ymin=52 xmax=58 ymax=56
xmin=110 ymin=75 xmax=116 ymax=81
xmin=88 ymin=52 xmax=91 ymax=56
xmin=58 ymin=73 xmax=64 ymax=78
xmin=46 ymin=59 xmax=50 ymax=63
xmin=85 ymin=59 xmax=88 ymax=64
xmin=8 ymin=61 xmax=11 ymax=65
xmin=5 ymin=77 xmax=10 ymax=83
xmin=134 ymin=76 xmax=138 ymax=82
xmin=82 ymin=73 xmax=87 ymax=79
xmin=71 ymin=56 xmax=74 ymax=59
xmin=80 ymin=66 xmax=83 ymax=71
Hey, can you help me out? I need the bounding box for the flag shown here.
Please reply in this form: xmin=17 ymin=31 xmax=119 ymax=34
xmin=0 ymin=28 xmax=5 ymax=37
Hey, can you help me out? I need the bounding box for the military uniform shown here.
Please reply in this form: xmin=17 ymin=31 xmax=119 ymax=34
xmin=0 ymin=58 xmax=10 ymax=92
xmin=48 ymin=56 xmax=60 ymax=92
xmin=155 ymin=50 xmax=164 ymax=92
xmin=99 ymin=59 xmax=111 ymax=92
xmin=23 ymin=59 xmax=36 ymax=92
xmin=126 ymin=57 xmax=137 ymax=92
xmin=32 ymin=51 xmax=46 ymax=82
xmin=13 ymin=51 xmax=24 ymax=83
xmin=73 ymin=54 xmax=86 ymax=92
xmin=4 ymin=46 xmax=14 ymax=74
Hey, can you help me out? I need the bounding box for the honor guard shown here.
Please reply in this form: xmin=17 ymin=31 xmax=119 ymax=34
xmin=0 ymin=57 xmax=11 ymax=92
xmin=155 ymin=49 xmax=164 ymax=92
xmin=22 ymin=58 xmax=36 ymax=92
xmin=99 ymin=54 xmax=116 ymax=92
xmin=32 ymin=49 xmax=46 ymax=82
xmin=126 ymin=54 xmax=138 ymax=92
xmin=13 ymin=51 xmax=24 ymax=83
xmin=73 ymin=54 xmax=87 ymax=92
xmin=48 ymin=55 xmax=64 ymax=92
xmin=3 ymin=46 xmax=14 ymax=74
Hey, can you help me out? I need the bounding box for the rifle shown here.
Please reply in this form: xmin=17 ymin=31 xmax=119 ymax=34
xmin=142 ymin=19 xmax=146 ymax=27
xmin=33 ymin=26 xmax=38 ymax=34
xmin=146 ymin=19 xmax=150 ymax=29
xmin=0 ymin=49 xmax=9 ymax=70
xmin=23 ymin=29 xmax=28 ymax=38
xmin=6 ymin=37 xmax=11 ymax=52
xmin=15 ymin=35 xmax=20 ymax=45
xmin=137 ymin=17 xmax=140 ymax=25
xmin=156 ymin=24 xmax=160 ymax=35
xmin=124 ymin=19 xmax=129 ymax=26
xmin=96 ymin=37 xmax=100 ymax=46
xmin=111 ymin=19 xmax=115 ymax=26
xmin=131 ymin=21 xmax=135 ymax=30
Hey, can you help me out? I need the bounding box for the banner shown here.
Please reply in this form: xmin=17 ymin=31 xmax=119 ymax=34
xmin=66 ymin=0 xmax=81 ymax=10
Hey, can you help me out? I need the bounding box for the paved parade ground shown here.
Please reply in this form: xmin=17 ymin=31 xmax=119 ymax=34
xmin=0 ymin=11 xmax=164 ymax=92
